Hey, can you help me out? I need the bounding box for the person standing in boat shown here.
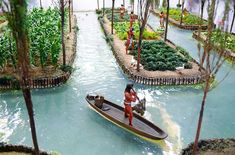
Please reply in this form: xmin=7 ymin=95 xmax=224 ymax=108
xmin=124 ymin=84 xmax=137 ymax=126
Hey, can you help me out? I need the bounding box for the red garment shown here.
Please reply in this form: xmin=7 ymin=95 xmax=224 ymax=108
xmin=130 ymin=14 xmax=135 ymax=27
xmin=124 ymin=91 xmax=136 ymax=126
xmin=124 ymin=105 xmax=133 ymax=126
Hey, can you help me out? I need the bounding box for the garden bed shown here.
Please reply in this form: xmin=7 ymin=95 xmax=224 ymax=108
xmin=98 ymin=14 xmax=206 ymax=86
xmin=0 ymin=8 xmax=78 ymax=90
xmin=113 ymin=22 xmax=161 ymax=40
xmin=151 ymin=8 xmax=208 ymax=30
xmin=182 ymin=138 xmax=235 ymax=155
xmin=193 ymin=30 xmax=235 ymax=63
xmin=0 ymin=143 xmax=51 ymax=155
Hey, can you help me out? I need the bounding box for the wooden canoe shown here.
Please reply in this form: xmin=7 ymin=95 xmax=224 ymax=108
xmin=85 ymin=94 xmax=168 ymax=143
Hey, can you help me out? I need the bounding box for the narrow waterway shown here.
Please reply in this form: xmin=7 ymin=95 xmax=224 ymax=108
xmin=0 ymin=12 xmax=235 ymax=155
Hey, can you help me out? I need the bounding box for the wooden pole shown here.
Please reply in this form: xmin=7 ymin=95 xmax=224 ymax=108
xmin=103 ymin=0 xmax=105 ymax=17
xmin=230 ymin=4 xmax=235 ymax=33
xmin=39 ymin=0 xmax=42 ymax=8
xmin=164 ymin=0 xmax=169 ymax=42
xmin=69 ymin=0 xmax=71 ymax=32
xmin=111 ymin=0 xmax=115 ymax=34
xmin=97 ymin=0 xmax=100 ymax=10
xmin=180 ymin=0 xmax=184 ymax=25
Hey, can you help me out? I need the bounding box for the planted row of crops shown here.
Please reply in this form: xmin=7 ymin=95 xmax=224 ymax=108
xmin=113 ymin=22 xmax=160 ymax=40
xmin=202 ymin=29 xmax=235 ymax=52
xmin=0 ymin=8 xmax=64 ymax=69
xmin=105 ymin=8 xmax=130 ymax=22
xmin=161 ymin=8 xmax=207 ymax=25
xmin=130 ymin=40 xmax=193 ymax=71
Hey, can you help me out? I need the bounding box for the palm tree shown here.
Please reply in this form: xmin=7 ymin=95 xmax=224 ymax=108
xmin=136 ymin=0 xmax=152 ymax=71
xmin=164 ymin=0 xmax=169 ymax=42
xmin=1 ymin=0 xmax=39 ymax=154
xmin=192 ymin=0 xmax=231 ymax=154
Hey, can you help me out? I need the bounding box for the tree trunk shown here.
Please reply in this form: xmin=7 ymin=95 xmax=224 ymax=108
xmin=17 ymin=34 xmax=39 ymax=155
xmin=230 ymin=4 xmax=235 ymax=33
xmin=69 ymin=0 xmax=72 ymax=33
xmin=137 ymin=0 xmax=151 ymax=72
xmin=192 ymin=1 xmax=216 ymax=154
xmin=6 ymin=1 xmax=40 ymax=154
xmin=103 ymin=0 xmax=105 ymax=17
xmin=71 ymin=0 xmax=73 ymax=14
xmin=192 ymin=76 xmax=210 ymax=155
xmin=60 ymin=0 xmax=66 ymax=66
xmin=132 ymin=0 xmax=134 ymax=12
xmin=97 ymin=0 xmax=99 ymax=9
xmin=111 ymin=0 xmax=115 ymax=34
xmin=201 ymin=1 xmax=205 ymax=20
xmin=39 ymin=0 xmax=42 ymax=8
xmin=164 ymin=0 xmax=169 ymax=42
xmin=180 ymin=0 xmax=184 ymax=25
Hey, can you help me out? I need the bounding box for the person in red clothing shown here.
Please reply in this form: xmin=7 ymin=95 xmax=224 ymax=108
xmin=130 ymin=11 xmax=135 ymax=28
xmin=125 ymin=27 xmax=134 ymax=54
xmin=120 ymin=4 xmax=125 ymax=19
xmin=124 ymin=84 xmax=137 ymax=126
xmin=159 ymin=11 xmax=165 ymax=28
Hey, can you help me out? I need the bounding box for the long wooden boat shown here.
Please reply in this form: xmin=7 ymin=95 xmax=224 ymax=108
xmin=86 ymin=94 xmax=168 ymax=143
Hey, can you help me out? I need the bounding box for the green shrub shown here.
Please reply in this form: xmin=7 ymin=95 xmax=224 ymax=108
xmin=60 ymin=65 xmax=73 ymax=73
xmin=130 ymin=41 xmax=192 ymax=71
xmin=184 ymin=62 xmax=193 ymax=69
xmin=96 ymin=9 xmax=102 ymax=14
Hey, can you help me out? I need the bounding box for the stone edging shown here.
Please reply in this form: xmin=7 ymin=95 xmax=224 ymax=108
xmin=0 ymin=15 xmax=78 ymax=90
xmin=150 ymin=9 xmax=208 ymax=31
xmin=181 ymin=138 xmax=235 ymax=155
xmin=0 ymin=143 xmax=50 ymax=154
xmin=98 ymin=16 xmax=206 ymax=86
xmin=193 ymin=31 xmax=235 ymax=63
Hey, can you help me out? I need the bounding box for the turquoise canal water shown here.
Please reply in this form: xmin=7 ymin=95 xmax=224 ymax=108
xmin=1 ymin=12 xmax=235 ymax=155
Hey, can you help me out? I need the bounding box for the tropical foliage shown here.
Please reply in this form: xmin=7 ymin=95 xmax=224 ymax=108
xmin=0 ymin=28 xmax=16 ymax=69
xmin=113 ymin=22 xmax=160 ymax=40
xmin=161 ymin=8 xmax=207 ymax=25
xmin=105 ymin=8 xmax=130 ymax=22
xmin=0 ymin=8 xmax=63 ymax=69
xmin=130 ymin=40 xmax=193 ymax=71
xmin=203 ymin=29 xmax=235 ymax=52
xmin=28 ymin=8 xmax=62 ymax=67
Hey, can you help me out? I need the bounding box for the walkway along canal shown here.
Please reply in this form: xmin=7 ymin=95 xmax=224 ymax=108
xmin=0 ymin=12 xmax=235 ymax=155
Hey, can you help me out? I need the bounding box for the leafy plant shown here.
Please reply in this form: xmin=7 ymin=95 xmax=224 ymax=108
xmin=203 ymin=29 xmax=235 ymax=52
xmin=113 ymin=22 xmax=160 ymax=40
xmin=130 ymin=40 xmax=192 ymax=71
xmin=0 ymin=8 xmax=65 ymax=69
xmin=160 ymin=8 xmax=207 ymax=25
